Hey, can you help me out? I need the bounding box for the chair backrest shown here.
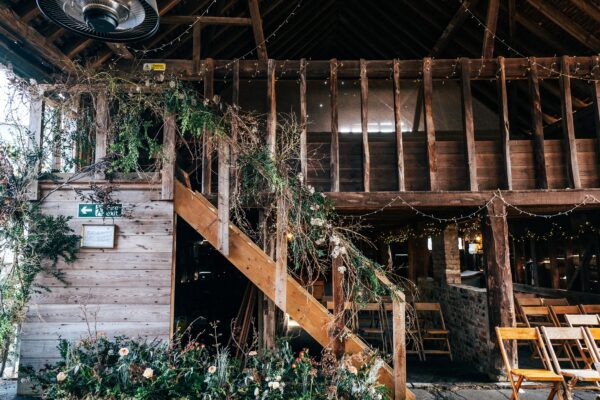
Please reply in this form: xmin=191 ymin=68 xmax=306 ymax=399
xmin=542 ymin=298 xmax=569 ymax=306
xmin=550 ymin=305 xmax=583 ymax=326
xmin=541 ymin=327 xmax=596 ymax=373
xmin=585 ymin=327 xmax=600 ymax=362
xmin=580 ymin=304 xmax=600 ymax=315
xmin=515 ymin=292 xmax=538 ymax=299
xmin=522 ymin=306 xmax=552 ymax=328
xmin=517 ymin=297 xmax=544 ymax=307
xmin=414 ymin=302 xmax=446 ymax=330
xmin=565 ymin=314 xmax=600 ymax=327
xmin=496 ymin=327 xmax=549 ymax=371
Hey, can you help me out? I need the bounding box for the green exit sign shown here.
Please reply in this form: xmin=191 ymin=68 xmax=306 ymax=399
xmin=78 ymin=203 xmax=122 ymax=218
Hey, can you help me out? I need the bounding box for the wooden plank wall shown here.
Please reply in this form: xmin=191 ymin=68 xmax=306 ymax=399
xmin=306 ymin=135 xmax=600 ymax=191
xmin=19 ymin=184 xmax=173 ymax=373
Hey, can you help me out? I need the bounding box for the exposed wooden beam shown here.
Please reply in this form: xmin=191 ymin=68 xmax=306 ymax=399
xmin=201 ymin=58 xmax=214 ymax=195
xmin=266 ymin=59 xmax=276 ymax=156
xmin=20 ymin=6 xmax=40 ymax=23
xmin=106 ymin=42 xmax=134 ymax=59
xmin=568 ymin=0 xmax=600 ymax=24
xmin=192 ymin=23 xmax=202 ymax=74
xmin=247 ymin=0 xmax=268 ymax=61
xmin=430 ymin=0 xmax=480 ymax=56
xmin=460 ymin=58 xmax=478 ymax=191
xmin=0 ymin=3 xmax=77 ymax=74
xmin=360 ymin=59 xmax=370 ymax=192
xmin=560 ymin=56 xmax=581 ymax=189
xmin=330 ymin=59 xmax=339 ymax=192
xmin=48 ymin=28 xmax=66 ymax=43
xmin=482 ymin=0 xmax=500 ymax=58
xmin=422 ymin=58 xmax=438 ymax=191
xmin=528 ymin=58 xmax=548 ymax=189
xmin=393 ymin=59 xmax=406 ymax=191
xmin=161 ymin=112 xmax=176 ymax=200
xmin=161 ymin=16 xmax=252 ymax=25
xmin=508 ymin=0 xmax=516 ymax=40
xmin=299 ymin=58 xmax=308 ymax=182
xmin=497 ymin=56 xmax=512 ymax=190
xmin=525 ymin=0 xmax=600 ymax=51
xmin=483 ymin=197 xmax=517 ymax=376
xmin=592 ymin=61 xmax=600 ymax=179
xmin=66 ymin=38 xmax=93 ymax=59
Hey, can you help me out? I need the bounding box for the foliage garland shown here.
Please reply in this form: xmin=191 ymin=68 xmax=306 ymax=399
xmin=0 ymin=82 xmax=80 ymax=374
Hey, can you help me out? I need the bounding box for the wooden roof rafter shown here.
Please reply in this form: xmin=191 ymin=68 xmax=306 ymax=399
xmin=247 ymin=0 xmax=267 ymax=61
xmin=0 ymin=2 xmax=77 ymax=74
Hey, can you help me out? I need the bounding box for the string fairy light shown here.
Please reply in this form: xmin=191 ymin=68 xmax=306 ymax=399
xmin=346 ymin=190 xmax=600 ymax=225
xmin=456 ymin=0 xmax=600 ymax=83
xmin=128 ymin=0 xmax=218 ymax=54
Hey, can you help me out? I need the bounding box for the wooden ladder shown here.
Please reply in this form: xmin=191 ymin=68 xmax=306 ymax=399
xmin=174 ymin=180 xmax=413 ymax=400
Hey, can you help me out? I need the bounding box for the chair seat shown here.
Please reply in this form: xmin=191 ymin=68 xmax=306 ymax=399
xmin=561 ymin=369 xmax=600 ymax=381
xmin=511 ymin=369 xmax=564 ymax=381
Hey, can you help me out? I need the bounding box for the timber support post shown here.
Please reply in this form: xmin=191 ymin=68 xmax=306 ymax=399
xmin=331 ymin=255 xmax=345 ymax=358
xmin=483 ymin=197 xmax=516 ymax=378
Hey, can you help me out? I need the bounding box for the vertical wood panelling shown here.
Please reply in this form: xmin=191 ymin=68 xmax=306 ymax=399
xmin=560 ymin=56 xmax=581 ymax=189
xmin=202 ymin=58 xmax=214 ymax=195
xmin=300 ymin=58 xmax=308 ymax=182
xmin=497 ymin=57 xmax=512 ymax=190
xmin=593 ymin=65 xmax=600 ymax=174
xmin=330 ymin=59 xmax=340 ymax=192
xmin=528 ymin=58 xmax=548 ymax=189
xmin=393 ymin=60 xmax=406 ymax=191
xmin=360 ymin=59 xmax=370 ymax=192
xmin=460 ymin=58 xmax=478 ymax=191
xmin=422 ymin=58 xmax=438 ymax=191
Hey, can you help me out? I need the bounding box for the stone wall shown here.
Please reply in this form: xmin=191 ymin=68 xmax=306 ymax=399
xmin=419 ymin=279 xmax=493 ymax=375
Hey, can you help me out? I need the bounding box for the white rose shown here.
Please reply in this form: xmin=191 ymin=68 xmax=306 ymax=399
xmin=248 ymin=350 xmax=258 ymax=357
xmin=254 ymin=387 xmax=260 ymax=396
xmin=142 ymin=368 xmax=154 ymax=379
xmin=208 ymin=365 xmax=217 ymax=374
xmin=56 ymin=372 xmax=67 ymax=383
xmin=118 ymin=347 xmax=129 ymax=357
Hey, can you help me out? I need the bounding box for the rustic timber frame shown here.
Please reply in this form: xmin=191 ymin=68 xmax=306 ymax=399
xmin=20 ymin=55 xmax=600 ymax=398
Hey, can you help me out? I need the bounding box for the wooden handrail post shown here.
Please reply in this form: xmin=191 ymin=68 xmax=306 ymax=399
xmin=161 ymin=112 xmax=177 ymax=200
xmin=392 ymin=295 xmax=407 ymax=400
xmin=27 ymin=89 xmax=43 ymax=200
xmin=331 ymin=255 xmax=345 ymax=358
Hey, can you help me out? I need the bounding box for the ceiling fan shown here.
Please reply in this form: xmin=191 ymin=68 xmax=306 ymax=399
xmin=37 ymin=0 xmax=160 ymax=42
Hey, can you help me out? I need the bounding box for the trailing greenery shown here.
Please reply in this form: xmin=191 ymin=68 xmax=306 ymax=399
xmin=26 ymin=334 xmax=389 ymax=400
xmin=0 ymin=127 xmax=79 ymax=374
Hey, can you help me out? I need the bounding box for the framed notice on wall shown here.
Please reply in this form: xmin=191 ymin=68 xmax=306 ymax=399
xmin=81 ymin=224 xmax=116 ymax=249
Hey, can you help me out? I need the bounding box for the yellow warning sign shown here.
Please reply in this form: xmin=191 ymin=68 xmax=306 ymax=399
xmin=143 ymin=63 xmax=166 ymax=72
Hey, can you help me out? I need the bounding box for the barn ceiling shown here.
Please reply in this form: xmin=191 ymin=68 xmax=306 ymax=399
xmin=1 ymin=0 xmax=599 ymax=80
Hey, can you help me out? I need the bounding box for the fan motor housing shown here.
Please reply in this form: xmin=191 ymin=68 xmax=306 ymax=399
xmin=37 ymin=0 xmax=159 ymax=42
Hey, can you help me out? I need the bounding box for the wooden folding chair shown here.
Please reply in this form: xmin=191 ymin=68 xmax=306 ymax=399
xmin=522 ymin=306 xmax=555 ymax=328
xmin=550 ymin=306 xmax=583 ymax=327
xmin=496 ymin=327 xmax=567 ymax=400
xmin=404 ymin=303 xmax=425 ymax=361
xmin=565 ymin=314 xmax=600 ymax=328
xmin=580 ymin=305 xmax=600 ymax=316
xmin=414 ymin=302 xmax=452 ymax=360
xmin=516 ymin=297 xmax=543 ymax=328
xmin=543 ymin=298 xmax=570 ymax=307
xmin=541 ymin=327 xmax=600 ymax=397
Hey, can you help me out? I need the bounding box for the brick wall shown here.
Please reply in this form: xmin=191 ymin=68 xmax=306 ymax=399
xmin=431 ymin=225 xmax=461 ymax=284
xmin=419 ymin=279 xmax=493 ymax=375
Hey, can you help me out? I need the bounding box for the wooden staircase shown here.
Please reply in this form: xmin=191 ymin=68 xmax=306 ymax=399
xmin=174 ymin=180 xmax=414 ymax=399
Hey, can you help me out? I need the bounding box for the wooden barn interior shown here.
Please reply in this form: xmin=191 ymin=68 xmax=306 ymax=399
xmin=3 ymin=0 xmax=600 ymax=398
